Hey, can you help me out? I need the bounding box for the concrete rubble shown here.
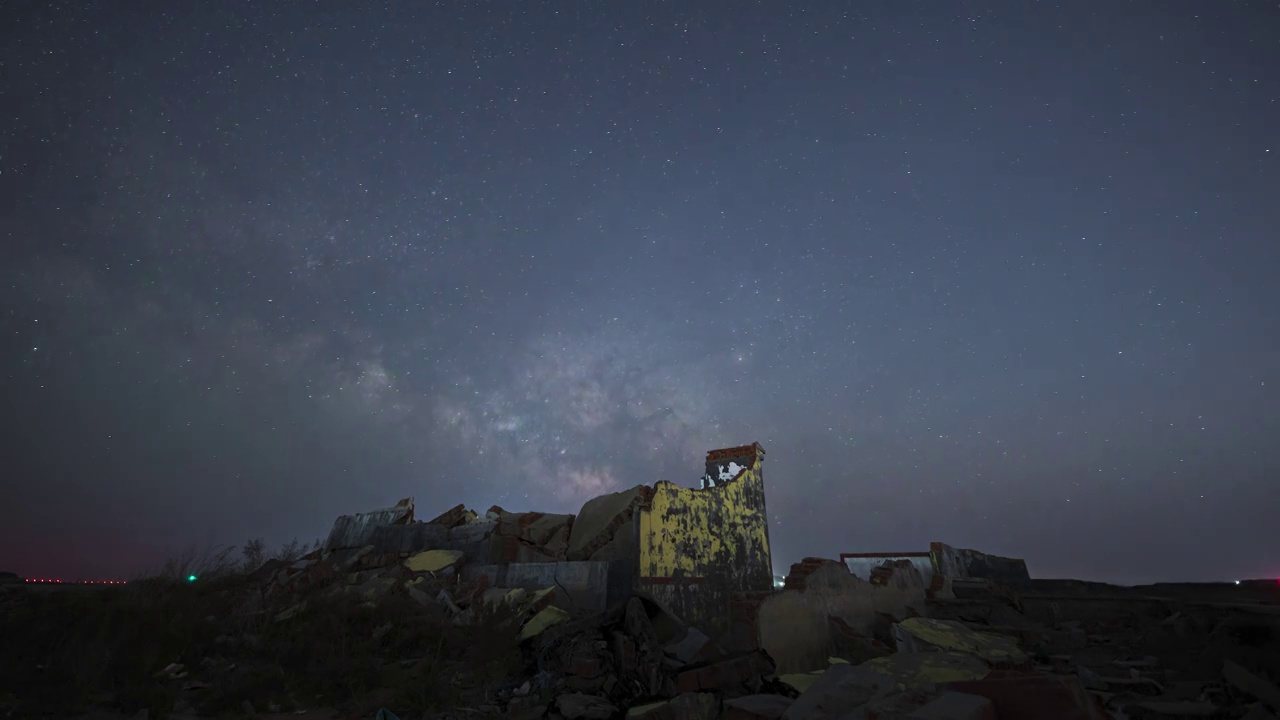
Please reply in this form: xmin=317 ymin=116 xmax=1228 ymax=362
xmin=30 ymin=442 xmax=1278 ymax=720
xmin=245 ymin=443 xmax=1280 ymax=719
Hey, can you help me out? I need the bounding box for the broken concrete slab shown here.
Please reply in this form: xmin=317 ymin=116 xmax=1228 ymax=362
xmin=364 ymin=520 xmax=452 ymax=556
xmin=829 ymin=615 xmax=893 ymax=665
xmin=555 ymin=692 xmax=617 ymax=720
xmin=893 ymin=617 xmax=1029 ymax=667
xmin=857 ymin=652 xmax=992 ymax=690
xmin=628 ymin=702 xmax=669 ymax=718
xmin=323 ymin=498 xmax=414 ymax=550
xmin=403 ymin=549 xmax=464 ymax=573
xmin=491 ymin=508 xmax=574 ymax=550
xmin=1224 ymin=660 xmax=1280 ymax=713
xmin=326 ymin=545 xmax=375 ymax=571
xmin=356 ymin=576 xmax=400 ymax=598
xmin=1117 ymin=700 xmax=1221 ymax=718
xmin=725 ymin=694 xmax=794 ymax=720
xmin=777 ymin=672 xmax=823 ymax=694
xmin=759 ymin=560 xmax=927 ymax=674
xmin=1098 ymin=675 xmax=1164 ymax=696
xmin=780 ymin=662 xmax=898 ymax=720
xmin=930 ymin=543 xmax=1031 ymax=586
xmin=425 ymin=503 xmax=476 ymax=528
xmin=664 ymin=626 xmax=715 ymax=666
xmin=675 ymin=650 xmax=775 ymax=696
xmin=908 ymin=692 xmax=996 ymax=720
xmin=567 ymin=484 xmax=649 ymax=561
xmin=463 ymin=561 xmax=611 ymax=613
xmin=480 ymin=586 xmax=529 ymax=608
xmin=1242 ymin=705 xmax=1280 ymax=720
xmin=521 ymin=605 xmax=572 ymax=640
xmin=945 ymin=672 xmax=1111 ymax=720
xmin=626 ymin=692 xmax=720 ymax=720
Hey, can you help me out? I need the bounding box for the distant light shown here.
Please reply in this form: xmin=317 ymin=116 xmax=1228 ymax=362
xmin=187 ymin=574 xmax=197 ymax=582
xmin=1235 ymin=580 xmax=1241 ymax=585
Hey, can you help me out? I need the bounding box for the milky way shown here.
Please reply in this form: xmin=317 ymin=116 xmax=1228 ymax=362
xmin=2 ymin=2 xmax=1277 ymax=584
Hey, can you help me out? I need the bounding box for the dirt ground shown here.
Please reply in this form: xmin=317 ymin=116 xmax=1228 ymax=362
xmin=2 ymin=559 xmax=1278 ymax=720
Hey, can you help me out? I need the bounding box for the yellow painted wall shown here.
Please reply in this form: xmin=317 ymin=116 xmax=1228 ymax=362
xmin=636 ymin=444 xmax=773 ymax=633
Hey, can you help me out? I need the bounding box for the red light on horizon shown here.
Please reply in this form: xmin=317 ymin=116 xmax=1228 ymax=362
xmin=23 ymin=577 xmax=129 ymax=585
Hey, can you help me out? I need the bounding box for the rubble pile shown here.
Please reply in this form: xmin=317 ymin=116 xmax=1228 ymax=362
xmin=5 ymin=443 xmax=1279 ymax=720
xmin=227 ymin=496 xmax=1280 ymax=720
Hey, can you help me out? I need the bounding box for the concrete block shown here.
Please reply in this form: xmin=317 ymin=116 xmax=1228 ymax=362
xmin=324 ymin=499 xmax=414 ymax=550
xmin=555 ymin=692 xmax=616 ymax=720
xmin=725 ymin=694 xmax=793 ymax=720
xmin=930 ymin=543 xmax=1031 ymax=586
xmin=909 ymin=692 xmax=996 ymax=720
xmin=781 ymin=663 xmax=887 ymax=720
xmin=368 ymin=523 xmax=448 ymax=555
xmin=404 ymin=549 xmax=464 ymax=573
xmin=461 ymin=561 xmax=611 ymax=613
xmin=675 ymin=651 xmax=773 ymax=695
xmin=627 ymin=693 xmax=720 ymax=720
xmin=946 ymin=673 xmax=1111 ymax=720
xmin=568 ymin=484 xmax=649 ymax=561
xmin=894 ymin=618 xmax=1029 ymax=666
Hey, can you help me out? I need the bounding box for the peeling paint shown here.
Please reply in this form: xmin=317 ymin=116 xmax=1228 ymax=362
xmin=403 ymin=549 xmax=464 ymax=573
xmin=637 ymin=442 xmax=773 ymax=636
xmin=893 ymin=617 xmax=1029 ymax=665
xmin=520 ymin=605 xmax=571 ymax=640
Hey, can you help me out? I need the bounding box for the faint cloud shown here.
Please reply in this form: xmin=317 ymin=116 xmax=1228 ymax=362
xmin=558 ymin=467 xmax=620 ymax=501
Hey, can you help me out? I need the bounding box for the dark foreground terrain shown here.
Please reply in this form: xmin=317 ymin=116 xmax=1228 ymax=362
xmin=2 ymin=558 xmax=1278 ymax=720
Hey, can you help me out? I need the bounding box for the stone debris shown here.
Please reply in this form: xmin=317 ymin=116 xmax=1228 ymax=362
xmin=153 ymin=501 xmax=1280 ymax=720
xmin=402 ymin=548 xmax=464 ymax=574
xmin=624 ymin=692 xmax=720 ymax=720
xmin=556 ymin=692 xmax=618 ymax=719
xmin=892 ymin=617 xmax=1031 ymax=667
xmin=725 ymin=694 xmax=796 ymax=720
xmin=324 ymin=497 xmax=415 ymax=551
xmin=909 ymin=692 xmax=997 ymax=720
xmin=1224 ymin=660 xmax=1280 ymax=714
xmin=18 ymin=444 xmax=1280 ymax=720
xmin=520 ymin=605 xmax=572 ymax=640
xmin=1242 ymin=706 xmax=1280 ymax=720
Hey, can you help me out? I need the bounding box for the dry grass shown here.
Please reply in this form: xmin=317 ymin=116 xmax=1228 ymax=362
xmin=0 ymin=544 xmax=526 ymax=719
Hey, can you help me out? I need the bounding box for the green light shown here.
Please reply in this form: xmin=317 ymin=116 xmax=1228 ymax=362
xmin=187 ymin=574 xmax=197 ymax=582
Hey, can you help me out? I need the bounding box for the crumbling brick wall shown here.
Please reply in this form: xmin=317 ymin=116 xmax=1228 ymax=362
xmin=635 ymin=443 xmax=773 ymax=638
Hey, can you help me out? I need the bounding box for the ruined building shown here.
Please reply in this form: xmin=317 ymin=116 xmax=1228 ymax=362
xmin=636 ymin=442 xmax=774 ymax=634
xmin=323 ymin=442 xmax=775 ymax=639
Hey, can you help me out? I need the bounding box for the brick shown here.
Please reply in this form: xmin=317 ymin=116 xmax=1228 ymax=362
xmin=946 ymin=672 xmax=1111 ymax=720
xmin=612 ymin=632 xmax=637 ymax=673
xmin=675 ymin=651 xmax=773 ymax=695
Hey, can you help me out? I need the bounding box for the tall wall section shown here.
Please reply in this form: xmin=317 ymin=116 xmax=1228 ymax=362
xmin=636 ymin=442 xmax=773 ymax=637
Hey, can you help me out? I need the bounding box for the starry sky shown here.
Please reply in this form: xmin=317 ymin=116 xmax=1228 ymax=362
xmin=3 ymin=2 xmax=1278 ymax=585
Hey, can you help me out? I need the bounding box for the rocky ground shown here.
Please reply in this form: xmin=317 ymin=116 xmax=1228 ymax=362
xmin=2 ymin=546 xmax=1278 ymax=720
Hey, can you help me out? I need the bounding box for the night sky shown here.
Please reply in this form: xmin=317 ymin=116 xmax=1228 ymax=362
xmin=3 ymin=2 xmax=1278 ymax=585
